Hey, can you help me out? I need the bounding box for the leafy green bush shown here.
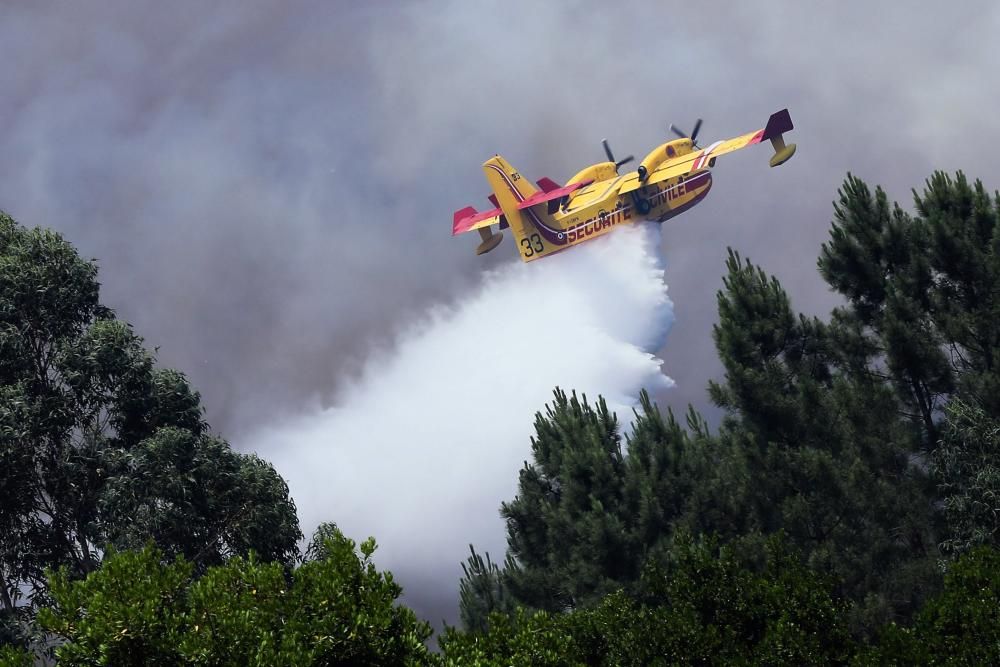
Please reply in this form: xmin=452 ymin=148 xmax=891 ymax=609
xmin=36 ymin=525 xmax=434 ymax=666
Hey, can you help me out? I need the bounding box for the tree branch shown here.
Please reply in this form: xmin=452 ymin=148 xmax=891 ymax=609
xmin=0 ymin=563 xmax=16 ymax=614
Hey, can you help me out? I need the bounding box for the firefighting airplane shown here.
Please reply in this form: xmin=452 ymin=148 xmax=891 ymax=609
xmin=452 ymin=109 xmax=796 ymax=262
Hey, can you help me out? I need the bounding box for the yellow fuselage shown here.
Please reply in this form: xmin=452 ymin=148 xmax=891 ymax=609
xmin=517 ymin=167 xmax=712 ymax=261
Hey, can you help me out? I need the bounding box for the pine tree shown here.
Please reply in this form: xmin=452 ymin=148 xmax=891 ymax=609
xmin=818 ymin=171 xmax=1000 ymax=561
xmin=498 ymin=389 xmax=708 ymax=613
xmin=916 ymin=172 xmax=1000 ymax=414
xmin=457 ymin=546 xmax=514 ymax=633
xmin=703 ymin=248 xmax=938 ymax=631
xmin=933 ymin=399 xmax=1000 ymax=555
xmin=819 ymin=171 xmax=1000 ymax=438
xmin=441 ymin=534 xmax=855 ymax=666
xmin=500 ymin=389 xmax=626 ymax=611
xmin=474 ymin=171 xmax=1000 ymax=635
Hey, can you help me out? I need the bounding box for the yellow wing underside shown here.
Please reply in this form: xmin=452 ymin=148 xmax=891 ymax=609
xmin=461 ymin=215 xmax=502 ymax=233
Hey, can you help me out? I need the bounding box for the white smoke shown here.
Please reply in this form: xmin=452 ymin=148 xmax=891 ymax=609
xmin=246 ymin=223 xmax=674 ymax=622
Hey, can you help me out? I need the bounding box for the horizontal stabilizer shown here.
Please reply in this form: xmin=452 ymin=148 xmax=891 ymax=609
xmin=536 ymin=177 xmax=560 ymax=193
xmin=516 ymin=179 xmax=593 ymax=210
xmin=453 ymin=205 xmax=503 ymax=235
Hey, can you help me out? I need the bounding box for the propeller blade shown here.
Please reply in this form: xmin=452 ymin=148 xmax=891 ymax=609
xmin=669 ymin=123 xmax=687 ymax=139
xmin=691 ymin=118 xmax=702 ymax=144
xmin=603 ymin=139 xmax=632 ymax=171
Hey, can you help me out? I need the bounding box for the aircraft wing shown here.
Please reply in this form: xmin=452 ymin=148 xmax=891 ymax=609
xmin=620 ymin=109 xmax=793 ymax=193
xmin=618 ymin=163 xmax=689 ymax=194
xmin=452 ymin=205 xmax=503 ymax=235
xmin=516 ymin=179 xmax=592 ymax=210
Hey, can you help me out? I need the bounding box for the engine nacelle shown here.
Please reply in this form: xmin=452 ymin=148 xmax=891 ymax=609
xmin=566 ymin=161 xmax=618 ymax=187
xmin=638 ymin=138 xmax=693 ymax=181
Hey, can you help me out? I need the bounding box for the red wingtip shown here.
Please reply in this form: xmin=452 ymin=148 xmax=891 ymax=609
xmin=453 ymin=205 xmax=504 ymax=235
xmin=452 ymin=206 xmax=477 ymax=235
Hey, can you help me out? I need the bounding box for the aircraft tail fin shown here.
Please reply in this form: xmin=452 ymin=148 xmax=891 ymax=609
xmin=483 ymin=156 xmax=565 ymax=260
xmin=482 ymin=156 xmax=537 ymax=217
xmin=762 ymin=108 xmax=796 ymax=167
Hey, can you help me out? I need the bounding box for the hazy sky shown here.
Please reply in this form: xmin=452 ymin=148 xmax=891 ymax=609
xmin=3 ymin=0 xmax=999 ymax=624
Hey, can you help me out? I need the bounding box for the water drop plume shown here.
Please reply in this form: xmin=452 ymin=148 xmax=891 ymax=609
xmin=247 ymin=223 xmax=674 ymax=621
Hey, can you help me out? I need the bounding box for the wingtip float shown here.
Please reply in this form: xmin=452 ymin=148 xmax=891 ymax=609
xmin=453 ymin=108 xmax=797 ymax=262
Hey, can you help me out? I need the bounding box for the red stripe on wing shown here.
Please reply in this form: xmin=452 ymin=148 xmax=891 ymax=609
xmin=515 ymin=179 xmax=593 ymax=210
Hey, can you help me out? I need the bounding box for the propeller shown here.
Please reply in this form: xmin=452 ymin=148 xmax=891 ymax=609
xmin=602 ymin=139 xmax=634 ymax=170
xmin=669 ymin=118 xmax=703 ymax=147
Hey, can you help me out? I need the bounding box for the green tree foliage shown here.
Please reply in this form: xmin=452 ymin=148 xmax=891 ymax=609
xmin=0 ymin=644 xmax=32 ymax=667
xmin=99 ymin=427 xmax=300 ymax=568
xmin=441 ymin=535 xmax=853 ymax=665
xmin=35 ymin=525 xmax=434 ymax=666
xmin=686 ymin=171 xmax=1000 ymax=630
xmin=500 ymin=388 xmax=625 ymax=613
xmin=0 ymin=211 xmax=300 ymax=622
xmin=498 ymin=388 xmax=711 ymax=613
xmin=38 ymin=547 xmax=192 ymax=665
xmin=704 ymin=248 xmax=938 ymax=629
xmin=858 ymin=547 xmax=1000 ymax=664
xmin=457 ymin=546 xmax=515 ymax=633
xmin=492 ymin=171 xmax=1000 ymax=634
xmin=819 ymin=171 xmax=1000 ymax=438
xmin=933 ymin=399 xmax=1000 ymax=555
xmin=818 ymin=175 xmax=950 ymax=440
xmin=441 ymin=606 xmax=579 ymax=666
